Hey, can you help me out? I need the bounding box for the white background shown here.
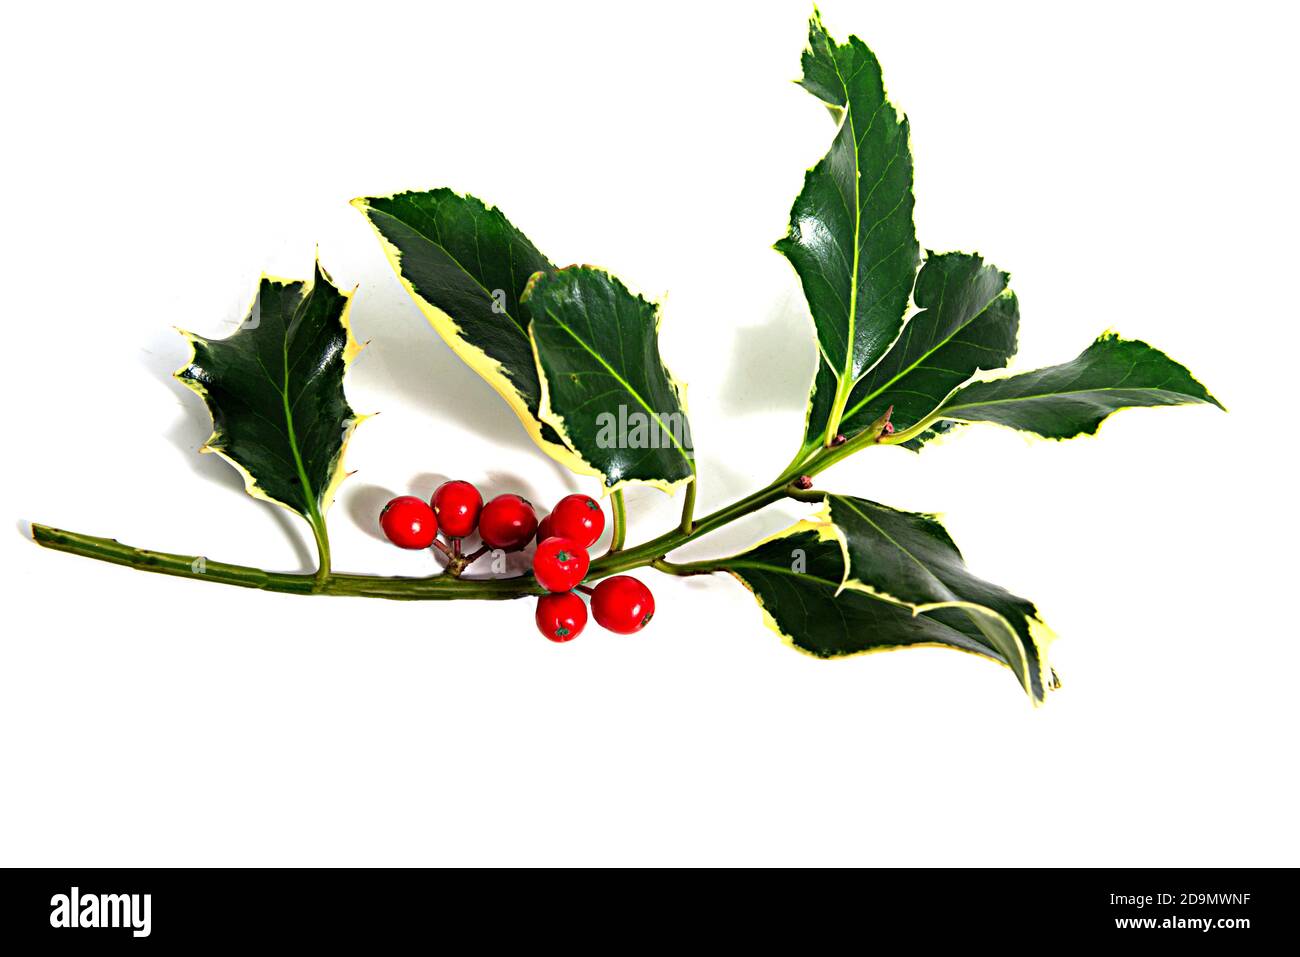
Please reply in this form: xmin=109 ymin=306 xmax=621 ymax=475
xmin=2 ymin=0 xmax=1296 ymax=866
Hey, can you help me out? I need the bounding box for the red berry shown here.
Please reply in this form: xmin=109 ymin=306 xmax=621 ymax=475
xmin=547 ymin=494 xmax=605 ymax=548
xmin=431 ymin=479 xmax=482 ymax=538
xmin=532 ymin=537 xmax=590 ymax=592
xmin=478 ymin=494 xmax=538 ymax=551
xmin=379 ymin=496 xmax=437 ymax=549
xmin=535 ymin=592 xmax=587 ymax=642
xmin=536 ymin=514 xmax=556 ymax=542
xmin=591 ymin=576 xmax=655 ymax=634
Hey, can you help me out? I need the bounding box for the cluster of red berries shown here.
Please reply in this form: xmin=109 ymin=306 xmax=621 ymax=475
xmin=379 ymin=481 xmax=534 ymax=550
xmin=379 ymin=482 xmax=654 ymax=643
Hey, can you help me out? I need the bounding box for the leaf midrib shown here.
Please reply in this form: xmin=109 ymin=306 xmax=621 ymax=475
xmin=279 ymin=289 xmax=322 ymax=523
xmin=727 ymin=561 xmax=845 ymax=594
xmin=831 ymin=48 xmax=863 ymax=389
xmin=365 ymin=205 xmax=532 ymax=340
xmin=942 ymin=383 xmax=1200 ymax=416
xmin=729 ymin=558 xmax=908 ymax=611
xmin=834 ymin=496 xmax=1031 ymax=687
xmin=844 ymin=279 xmax=1006 ymax=427
xmin=541 ymin=304 xmax=693 ymax=467
xmin=834 ymin=497 xmax=954 ymax=602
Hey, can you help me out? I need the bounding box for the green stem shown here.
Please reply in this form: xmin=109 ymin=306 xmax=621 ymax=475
xmin=31 ymin=524 xmax=539 ymax=601
xmin=823 ymin=375 xmax=852 ymax=448
xmin=307 ymin=514 xmax=331 ymax=588
xmin=779 ymin=444 xmax=819 ymax=481
xmin=880 ymin=412 xmax=941 ymax=447
xmin=778 ymin=421 xmax=880 ymax=483
xmin=653 ymin=557 xmax=722 ymax=576
xmin=278 ymin=333 xmax=330 ymax=587
xmin=592 ymin=421 xmax=888 ymax=577
xmin=588 ymin=479 xmax=790 ymax=578
xmin=609 ymin=489 xmax=627 ymax=552
xmin=679 ymin=477 xmax=697 ymax=534
xmin=32 ymin=424 xmax=889 ymax=600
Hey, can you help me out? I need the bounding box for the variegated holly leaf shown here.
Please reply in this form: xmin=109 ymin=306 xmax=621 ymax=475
xmin=791 ymin=252 xmax=1019 ymax=465
xmin=776 ymin=12 xmax=919 ymax=443
xmin=825 ymin=494 xmax=1054 ymax=702
xmin=175 ymin=262 xmax=362 ymax=564
xmin=714 ymin=519 xmax=1048 ymax=703
xmin=895 ymin=332 xmax=1224 ymax=443
xmin=352 ymin=188 xmax=587 ymax=474
xmin=521 ymin=267 xmax=694 ymax=493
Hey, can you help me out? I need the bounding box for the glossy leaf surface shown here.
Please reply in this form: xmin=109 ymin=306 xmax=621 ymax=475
xmin=915 ymin=333 xmax=1224 ymax=441
xmin=717 ymin=520 xmax=1043 ymax=701
xmin=776 ymin=12 xmax=918 ymax=437
xmin=353 ymin=189 xmax=583 ymax=470
xmin=175 ymin=264 xmax=362 ymax=531
xmin=523 ymin=267 xmax=693 ymax=492
xmin=795 ymin=252 xmax=1019 ymax=460
xmin=826 ymin=494 xmax=1053 ymax=702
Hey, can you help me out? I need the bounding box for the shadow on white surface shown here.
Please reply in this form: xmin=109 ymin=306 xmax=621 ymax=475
xmin=138 ymin=330 xmax=316 ymax=574
xmin=346 ymin=483 xmax=400 ymax=544
xmin=349 ymin=284 xmax=570 ymax=473
xmin=475 ymin=469 xmax=547 ymax=510
xmin=719 ymin=288 xmax=815 ymax=417
xmin=406 ymin=472 xmax=450 ymax=502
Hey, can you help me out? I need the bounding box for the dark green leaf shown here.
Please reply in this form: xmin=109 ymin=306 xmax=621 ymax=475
xmin=352 ymin=189 xmax=586 ymax=473
xmin=522 ymin=267 xmax=694 ymax=492
xmin=826 ymin=494 xmax=1053 ymax=702
xmin=792 ymin=252 xmax=1019 ymax=463
xmin=717 ymin=521 xmax=1042 ymax=700
xmin=776 ymin=13 xmax=918 ymax=436
xmin=176 ymin=263 xmax=362 ymax=537
xmin=908 ymin=332 xmax=1224 ymax=441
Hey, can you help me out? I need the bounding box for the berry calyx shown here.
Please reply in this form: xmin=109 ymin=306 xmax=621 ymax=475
xmin=532 ymin=537 xmax=590 ymax=592
xmin=547 ymin=494 xmax=605 ymax=548
xmin=379 ymin=496 xmax=438 ymax=549
xmin=431 ymin=480 xmax=482 ymax=538
xmin=591 ymin=576 xmax=655 ymax=634
xmin=535 ymin=591 xmax=587 ymax=642
xmin=478 ymin=494 xmax=538 ymax=551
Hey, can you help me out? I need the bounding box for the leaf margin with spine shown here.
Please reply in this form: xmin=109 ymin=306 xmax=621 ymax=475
xmin=350 ymin=188 xmax=593 ymax=478
xmin=173 ymin=261 xmax=366 ymax=537
xmin=522 ymin=265 xmax=695 ymax=496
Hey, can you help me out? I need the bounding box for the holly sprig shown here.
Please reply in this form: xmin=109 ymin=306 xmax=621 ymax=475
xmin=31 ymin=14 xmax=1222 ymax=704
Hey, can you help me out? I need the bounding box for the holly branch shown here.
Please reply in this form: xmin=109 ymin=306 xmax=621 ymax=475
xmin=29 ymin=14 xmax=1222 ymax=704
